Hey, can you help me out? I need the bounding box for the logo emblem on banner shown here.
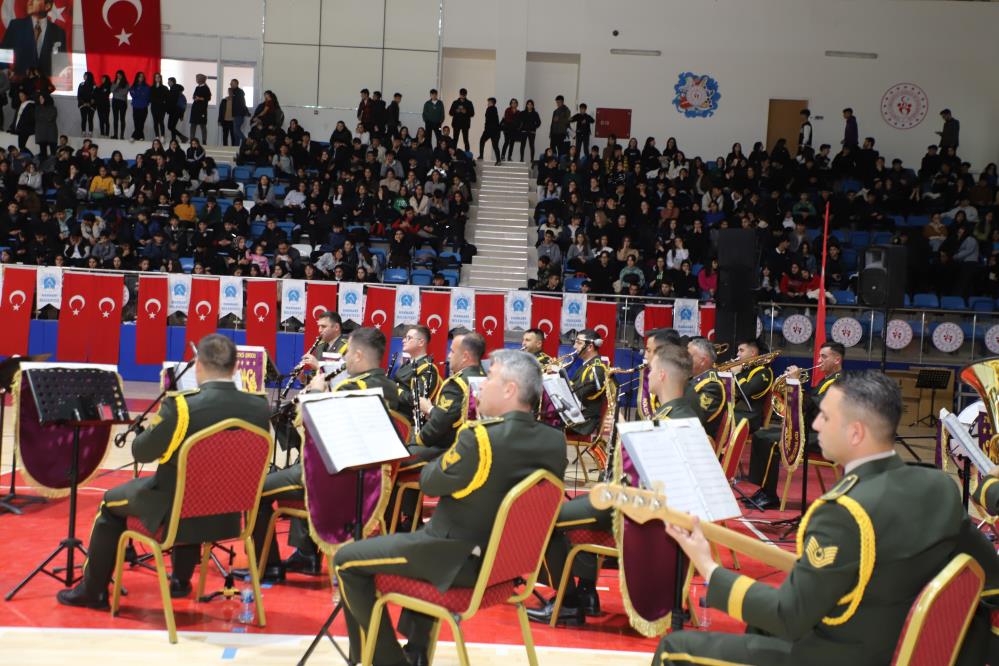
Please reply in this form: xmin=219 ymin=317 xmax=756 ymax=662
xmin=831 ymin=317 xmax=863 ymax=347
xmin=985 ymin=324 xmax=999 ymax=356
xmin=401 ymin=294 xmax=413 ymax=306
xmin=174 ymin=282 xmax=187 ymax=296
xmin=881 ymin=83 xmax=928 ymax=130
xmin=449 ymin=288 xmax=475 ymax=329
xmin=885 ymin=319 xmax=913 ymax=350
xmin=782 ymin=314 xmax=813 ymax=345
xmin=44 ymin=276 xmax=57 ymax=289
xmin=224 ymin=284 xmax=238 ymax=298
xmin=673 ymin=298 xmax=700 ymax=337
xmin=931 ymin=322 xmax=963 ymax=353
xmin=345 ymin=292 xmax=357 ymax=304
xmin=673 ymin=72 xmax=720 ymax=118
xmin=288 ymin=288 xmax=301 ymax=302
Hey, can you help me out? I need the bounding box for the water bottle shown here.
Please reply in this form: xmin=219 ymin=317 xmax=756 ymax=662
xmin=237 ymin=588 xmax=255 ymax=623
xmin=697 ymin=582 xmax=711 ymax=629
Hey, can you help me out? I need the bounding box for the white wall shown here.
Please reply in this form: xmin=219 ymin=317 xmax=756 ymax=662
xmin=441 ymin=49 xmax=496 ymax=155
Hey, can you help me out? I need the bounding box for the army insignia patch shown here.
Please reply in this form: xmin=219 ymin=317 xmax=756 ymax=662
xmin=438 ymin=396 xmax=454 ymax=410
xmin=441 ymin=447 xmax=461 ymax=470
xmin=699 ymin=393 xmax=714 ymax=410
xmin=805 ymin=536 xmax=838 ymax=568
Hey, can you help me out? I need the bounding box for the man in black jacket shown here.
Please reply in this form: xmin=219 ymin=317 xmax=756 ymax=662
xmin=477 ymin=97 xmax=501 ymax=165
xmin=448 ymin=88 xmax=475 ymax=153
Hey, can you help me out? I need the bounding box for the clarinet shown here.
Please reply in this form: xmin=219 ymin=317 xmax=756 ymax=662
xmin=412 ymin=374 xmax=427 ymax=431
xmin=280 ymin=335 xmax=322 ymax=400
xmin=387 ymin=351 xmax=401 ymax=378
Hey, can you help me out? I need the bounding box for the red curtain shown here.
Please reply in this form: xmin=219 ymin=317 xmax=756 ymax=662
xmin=531 ymin=295 xmax=562 ymax=357
xmin=245 ymin=280 xmax=278 ymax=361
xmin=81 ymin=0 xmax=160 ymax=81
xmin=475 ymin=293 xmax=505 ymax=356
xmin=0 ymin=267 xmax=35 ymax=356
xmin=135 ymin=275 xmax=167 ymax=365
xmin=184 ymin=278 xmax=219 ymax=359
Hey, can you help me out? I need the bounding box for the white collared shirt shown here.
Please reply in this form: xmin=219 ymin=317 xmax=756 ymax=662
xmin=843 ymin=450 xmax=896 ymax=475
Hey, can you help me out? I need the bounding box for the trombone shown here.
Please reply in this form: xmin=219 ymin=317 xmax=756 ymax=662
xmin=715 ymin=350 xmax=780 ymax=372
xmin=607 ymin=362 xmax=647 ymax=376
xmin=713 ymin=343 xmax=729 ymax=356
xmin=543 ymin=350 xmax=578 ymax=372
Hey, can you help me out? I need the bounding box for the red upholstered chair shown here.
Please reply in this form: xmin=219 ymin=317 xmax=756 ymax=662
xmin=565 ymin=379 xmax=617 ymax=484
xmin=892 ymin=553 xmax=984 ymax=666
xmin=110 ymin=419 xmax=274 ymax=644
xmin=361 ymin=470 xmax=564 ymax=666
xmin=548 ymin=527 xmax=618 ymax=627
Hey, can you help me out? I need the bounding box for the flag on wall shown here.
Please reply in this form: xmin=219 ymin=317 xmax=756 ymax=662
xmin=280 ymin=280 xmax=306 ymax=323
xmin=245 ymin=279 xmax=277 ymax=361
xmin=475 ymin=292 xmax=504 ymax=355
xmin=81 ymin=0 xmax=160 ymax=81
xmin=420 ymin=290 xmax=450 ymax=374
xmin=89 ymin=274 xmax=124 ymax=364
xmin=0 ymin=266 xmax=35 ymax=356
xmin=57 ymin=272 xmax=123 ymax=363
xmin=531 ymin=295 xmax=562 ymax=357
xmin=640 ymin=304 xmax=673 ymax=339
xmin=586 ymin=300 xmax=617 ymax=359
xmin=449 ymin=287 xmax=475 ymax=331
xmin=394 ymin=285 xmax=421 ymax=325
xmin=363 ymin=286 xmax=396 ymax=366
xmin=304 ymin=282 xmax=338 ymax=352
xmin=185 ymin=277 xmax=219 ymax=359
xmin=505 ymin=291 xmax=532 ymax=331
xmin=135 ymin=275 xmax=168 ymax=365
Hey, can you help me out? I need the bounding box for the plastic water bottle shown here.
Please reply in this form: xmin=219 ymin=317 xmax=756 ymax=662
xmin=697 ymin=582 xmax=711 ymax=628
xmin=237 ymin=588 xmax=255 ymax=623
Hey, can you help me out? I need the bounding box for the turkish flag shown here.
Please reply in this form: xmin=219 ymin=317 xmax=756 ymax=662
xmin=0 ymin=266 xmax=35 ymax=356
xmin=304 ymin=282 xmax=338 ymax=353
xmin=642 ymin=304 xmax=673 ymax=340
xmin=420 ymin=290 xmax=450 ymax=374
xmin=245 ymin=279 xmax=278 ymax=362
xmin=57 ymin=272 xmax=95 ymax=362
xmin=531 ymin=295 xmax=562 ymax=358
xmin=475 ymin=293 xmax=505 ymax=356
xmin=135 ymin=275 xmax=167 ymax=365
xmin=185 ymin=277 xmax=219 ymax=359
xmin=89 ymin=273 xmax=124 ymax=365
xmin=586 ymin=300 xmax=618 ymax=359
xmin=81 ymin=0 xmax=160 ymax=82
xmin=699 ymin=303 xmax=716 ymax=340
xmin=363 ymin=286 xmax=396 ymax=367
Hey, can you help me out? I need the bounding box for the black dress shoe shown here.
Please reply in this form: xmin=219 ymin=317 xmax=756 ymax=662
xmin=577 ymin=586 xmax=601 ymax=617
xmin=283 ymin=549 xmax=323 ymax=576
xmin=56 ymin=584 xmax=110 ymax=610
xmin=169 ymin=577 xmax=192 ymax=599
xmin=232 ymin=564 xmax=285 ymax=583
xmin=748 ymin=490 xmax=781 ymax=510
xmin=526 ymin=599 xmax=584 ymax=626
xmin=403 ymin=643 xmax=429 ymax=666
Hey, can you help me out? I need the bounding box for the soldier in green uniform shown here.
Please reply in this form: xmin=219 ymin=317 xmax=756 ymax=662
xmin=521 ymin=327 xmax=553 ymax=366
xmin=411 ymin=331 xmax=486 ymax=456
xmin=57 ymin=334 xmax=271 ymax=609
xmin=567 ymin=329 xmax=609 ymax=436
xmin=655 ymin=371 xmax=999 ymax=666
xmin=746 ymin=341 xmax=843 ymax=510
xmin=333 ymin=350 xmax=567 ymax=666
xmin=393 ymin=324 xmax=443 ymax=423
xmin=685 ymin=337 xmax=726 ymax=435
xmin=973 ymin=467 xmax=999 ymax=514
xmin=731 ymin=339 xmax=775 ymax=431
xmin=638 ymin=329 xmax=685 ymax=419
xmin=243 ymin=327 xmax=403 ymax=582
xmin=529 ymin=343 xmax=695 ymax=626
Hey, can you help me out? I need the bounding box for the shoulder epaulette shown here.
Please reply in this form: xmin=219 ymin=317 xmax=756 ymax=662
xmin=467 ymin=416 xmax=504 ymax=428
xmin=820 ymin=473 xmax=859 ymax=501
xmin=166 ymin=388 xmax=200 ymax=397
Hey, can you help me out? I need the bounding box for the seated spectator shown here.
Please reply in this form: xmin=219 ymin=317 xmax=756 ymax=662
xmin=923 ymin=212 xmax=948 ymax=252
xmin=616 ymin=254 xmax=645 ymax=292
xmin=537 ymin=230 xmax=562 ymax=266
xmin=247 ymin=243 xmax=270 ymax=276
xmin=665 ymin=237 xmax=689 ymax=271
xmin=174 ymin=192 xmax=197 ymax=224
xmin=673 ymin=259 xmax=699 ymax=298
xmin=697 ymin=258 xmax=718 ymax=300
xmin=779 ymin=262 xmax=810 ymax=302
xmin=585 ymin=249 xmax=617 ymax=294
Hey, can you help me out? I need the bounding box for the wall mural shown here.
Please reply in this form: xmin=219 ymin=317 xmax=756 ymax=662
xmin=672 ymin=72 xmax=720 ymax=118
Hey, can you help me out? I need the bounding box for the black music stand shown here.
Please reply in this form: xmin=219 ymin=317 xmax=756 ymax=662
xmin=5 ymin=366 xmax=129 ymax=601
xmin=912 ymin=369 xmax=951 ymax=428
xmin=0 ymin=354 xmax=50 ymax=515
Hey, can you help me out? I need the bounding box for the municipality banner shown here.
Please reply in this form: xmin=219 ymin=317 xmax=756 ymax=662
xmin=338 ymin=282 xmax=365 ymax=323
xmin=673 ymin=298 xmax=700 ymax=337
xmin=280 ymin=279 xmax=306 ymax=322
xmin=168 ymin=274 xmax=192 ymax=314
xmin=36 ymin=266 xmax=61 ymax=310
xmin=449 ymin=287 xmax=475 ymax=330
xmin=561 ymin=293 xmax=587 ymax=333
xmin=505 ymin=290 xmax=532 ymax=331
xmin=394 ymin=284 xmax=421 ymax=325
xmin=218 ymin=276 xmax=244 ymax=320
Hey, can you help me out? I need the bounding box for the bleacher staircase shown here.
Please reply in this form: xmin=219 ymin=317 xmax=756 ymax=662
xmin=462 ymin=162 xmax=530 ymax=289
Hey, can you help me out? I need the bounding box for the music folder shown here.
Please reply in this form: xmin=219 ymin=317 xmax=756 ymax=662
xmin=300 ymin=391 xmax=409 ymax=475
xmin=618 ymin=418 xmax=741 ymax=522
xmin=542 ymin=374 xmax=585 ymax=425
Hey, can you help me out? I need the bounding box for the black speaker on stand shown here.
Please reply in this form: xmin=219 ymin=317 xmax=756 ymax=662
xmin=858 ymin=245 xmax=907 ymax=309
xmin=716 ymin=229 xmax=760 ymax=357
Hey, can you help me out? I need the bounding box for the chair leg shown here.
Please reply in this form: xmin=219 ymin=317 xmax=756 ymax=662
xmin=516 ymin=602 xmax=540 ymax=666
xmin=110 ymin=533 xmax=132 ymax=615
xmin=244 ymin=536 xmax=266 ymax=627
xmin=196 ymin=542 xmax=211 ymax=599
xmin=446 ymin=614 xmax=469 ymax=666
xmin=550 ymin=545 xmax=583 ymax=627
xmin=410 ymin=491 xmax=424 ymax=532
xmin=150 ymin=546 xmax=177 ymax=644
xmin=360 ymin=596 xmax=384 ymax=666
xmin=388 ymin=486 xmax=405 ymax=534
xmin=779 ymin=468 xmax=794 ymax=513
xmin=427 ymin=619 xmax=442 ymax=664
xmin=761 ymin=443 xmax=778 ymax=492
xmin=813 ymin=465 xmax=828 ymax=494
xmin=682 ymin=560 xmax=698 ymax=627
xmin=579 ymin=449 xmax=591 ymax=484
xmin=257 ymin=510 xmax=282 ymax=575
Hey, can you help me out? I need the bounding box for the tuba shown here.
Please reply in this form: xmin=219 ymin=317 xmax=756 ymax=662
xmin=960 ymin=359 xmax=999 ymax=464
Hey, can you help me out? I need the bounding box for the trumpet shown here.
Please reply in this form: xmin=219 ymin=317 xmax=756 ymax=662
xmin=774 ymin=363 xmax=819 ymax=387
xmin=713 ymin=343 xmax=729 ymax=355
xmin=607 ymin=363 xmax=647 ymax=376
xmin=544 ymin=350 xmax=578 ymax=372
xmin=715 ymin=350 xmax=780 ymax=372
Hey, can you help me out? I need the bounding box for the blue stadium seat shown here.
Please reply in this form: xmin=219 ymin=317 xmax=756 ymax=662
xmin=244 ymin=184 xmax=257 ymax=200
xmin=441 ymin=269 xmax=459 ymax=286
xmin=842 ymin=179 xmax=862 ymax=193
xmin=841 ymin=248 xmax=858 ymax=271
xmin=889 ymin=216 xmax=905 ymax=229
xmin=850 ymin=231 xmax=870 ymax=248
xmin=942 ymin=216 xmax=955 ymax=226
xmin=831 ymin=230 xmax=850 ymax=245
xmin=274 ymin=184 xmax=287 ymax=197
xmin=872 ymin=232 xmax=893 ymax=246
xmin=369 ymin=248 xmax=386 ymax=267
xmin=383 ymin=268 xmax=409 ymax=284
xmin=691 ymin=263 xmax=703 ymax=276
xmin=438 ymin=251 xmax=461 ymax=267
xmin=250 ymin=221 xmax=266 ymax=239
xmin=565 ymin=277 xmax=585 ymax=293
xmin=277 ymin=221 xmax=296 ymax=238
xmin=179 ymin=257 xmax=194 ymax=273
xmin=217 ymin=199 xmax=233 ymax=213
xmin=906 ymin=215 xmax=928 ymax=228
xmin=232 ymin=166 xmax=253 ymax=182
xmin=832 ymin=290 xmax=856 ymax=305
xmin=969 ymin=297 xmax=994 ymax=313
xmin=253 ymin=166 xmax=275 ymax=179
xmin=939 ymin=296 xmax=966 ymax=310
xmin=413 ymin=247 xmax=437 ymax=267
xmin=216 ymin=164 xmax=231 ymax=179
xmin=912 ymin=293 xmax=940 ymax=309
xmin=410 ymin=269 xmax=433 ymax=286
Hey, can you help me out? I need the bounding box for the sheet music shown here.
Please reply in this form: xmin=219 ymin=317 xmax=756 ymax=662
xmin=161 ymin=361 xmax=240 ymax=391
xmin=301 ymin=393 xmax=408 ymax=474
xmin=20 ymin=362 xmax=118 ymax=372
xmin=941 ymin=409 xmax=997 ymax=476
xmin=542 ymin=374 xmax=585 ymax=425
xmin=619 ymin=418 xmax=741 ymax=522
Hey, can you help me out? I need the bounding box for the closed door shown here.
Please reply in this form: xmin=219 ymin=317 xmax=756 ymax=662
xmin=767 ymin=99 xmax=808 ymax=154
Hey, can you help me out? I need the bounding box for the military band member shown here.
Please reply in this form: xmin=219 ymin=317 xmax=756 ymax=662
xmin=684 ymin=337 xmax=726 ymax=435
xmin=298 ymin=311 xmax=350 ymax=376
xmin=394 ymin=325 xmax=443 ymax=418
xmin=58 ymin=335 xmax=271 ymax=608
xmin=656 ymin=371 xmax=999 ymax=666
xmin=567 ymin=329 xmax=609 ymax=436
xmin=638 ymin=329 xmax=684 ymax=419
xmin=521 ymin=327 xmax=553 ymax=366
xmin=411 ymin=331 xmax=486 ymax=454
xmin=241 ymin=327 xmax=402 ymax=582
xmin=730 ymin=339 xmax=775 ymax=431
xmin=973 ymin=466 xmax=999 ymax=514
xmin=746 ymin=341 xmax=843 ymax=510
xmin=333 ymin=350 xmax=567 ymax=666
xmin=529 ymin=344 xmax=695 ymax=626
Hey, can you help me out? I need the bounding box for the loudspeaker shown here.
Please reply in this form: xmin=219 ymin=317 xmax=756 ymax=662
xmin=716 ymin=230 xmax=759 ymax=353
xmin=717 ymin=229 xmax=760 ymax=271
xmin=859 ymin=245 xmax=907 ymax=308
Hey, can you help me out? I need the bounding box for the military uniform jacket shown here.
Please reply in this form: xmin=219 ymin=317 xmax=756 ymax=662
xmin=571 ymin=355 xmax=609 ymax=435
xmin=533 ymin=350 xmax=553 ymax=366
xmin=684 ymin=369 xmax=725 ymax=433
xmin=318 ymin=334 xmax=350 ymax=358
xmin=415 ymin=411 xmax=567 ymax=590
xmin=706 ymin=454 xmax=999 ymax=665
xmin=394 ymin=355 xmax=443 ymax=412
xmin=415 ymin=365 xmax=485 ymax=449
xmin=130 ymin=381 xmax=270 ymax=538
xmin=734 ymin=364 xmax=774 ymax=428
xmin=973 ymin=476 xmax=999 ymax=515
xmin=331 ymin=367 xmax=403 ymax=413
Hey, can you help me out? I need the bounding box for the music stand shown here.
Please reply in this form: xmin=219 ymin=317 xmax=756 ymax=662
xmin=912 ymin=369 xmax=951 ymax=428
xmin=5 ymin=366 xmax=129 ymax=601
xmin=0 ymin=354 xmax=50 ymax=515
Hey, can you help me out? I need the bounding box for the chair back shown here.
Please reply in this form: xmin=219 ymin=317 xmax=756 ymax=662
xmin=760 ymin=385 xmax=776 ymax=429
xmin=466 ymin=470 xmax=563 ymax=612
xmin=389 ymin=409 xmax=411 ymax=446
xmin=163 ymin=419 xmax=274 ymax=547
xmin=720 ymin=418 xmax=750 ymax=481
xmin=596 ymin=377 xmax=618 ymax=444
xmin=891 ymin=554 xmax=984 ymax=666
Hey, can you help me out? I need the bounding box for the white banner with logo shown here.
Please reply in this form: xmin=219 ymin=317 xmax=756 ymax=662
xmin=280 ymin=280 xmax=306 ymax=322
xmin=505 ymin=291 xmax=532 ymax=331
xmin=36 ymin=266 xmax=61 ymax=310
xmin=218 ymin=276 xmax=244 ymax=320
xmin=338 ymin=282 xmax=365 ymax=323
xmin=561 ymin=293 xmax=587 ymax=333
xmin=168 ymin=274 xmax=192 ymax=314
xmin=449 ymin=287 xmax=476 ymax=330
xmin=672 ymin=298 xmax=700 ymax=337
xmin=394 ymin=285 xmax=421 ymax=325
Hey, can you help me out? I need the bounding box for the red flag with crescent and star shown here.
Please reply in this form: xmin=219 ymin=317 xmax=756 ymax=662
xmin=363 ymin=285 xmax=396 ymax=367
xmin=304 ymin=282 xmax=338 ymax=354
xmin=89 ymin=273 xmax=124 ymax=364
xmin=641 ymin=304 xmax=673 ymax=340
xmin=586 ymin=300 xmax=617 ymax=359
xmin=135 ymin=275 xmax=167 ymax=365
xmin=0 ymin=266 xmax=35 ymax=356
xmin=184 ymin=277 xmax=218 ymax=359
xmin=475 ymin=292 xmax=504 ymax=356
xmin=56 ymin=272 xmax=94 ymax=361
xmin=420 ymin=290 xmax=450 ymax=375
xmin=81 ymin=0 xmax=160 ymax=81
xmin=531 ymin=295 xmax=562 ymax=358
xmin=245 ymin=279 xmax=277 ymax=362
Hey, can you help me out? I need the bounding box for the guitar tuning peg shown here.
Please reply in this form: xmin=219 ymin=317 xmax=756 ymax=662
xmin=652 ymin=481 xmax=665 ymax=497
